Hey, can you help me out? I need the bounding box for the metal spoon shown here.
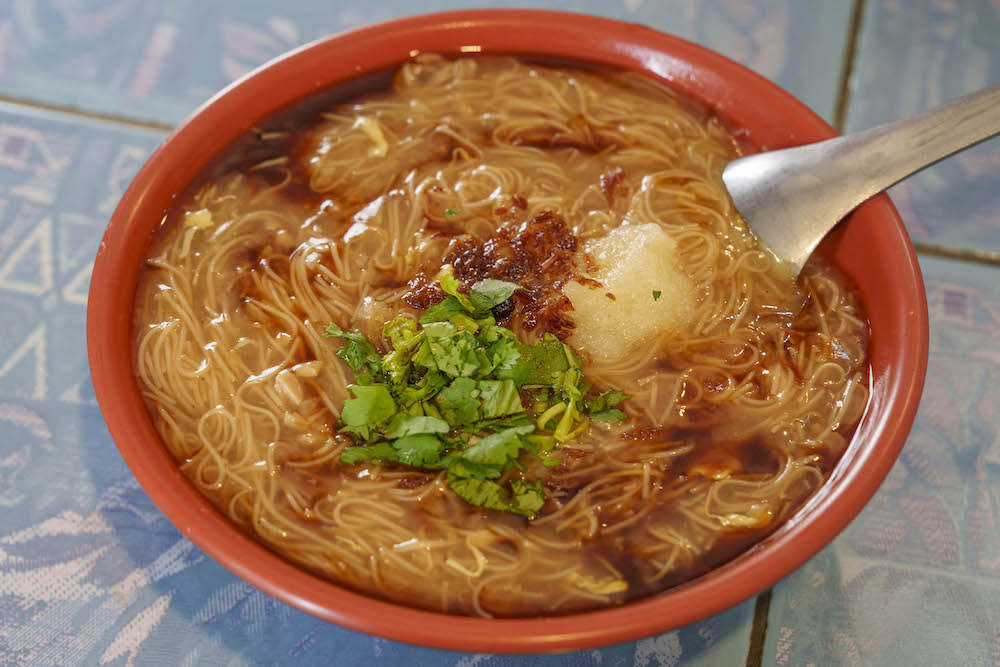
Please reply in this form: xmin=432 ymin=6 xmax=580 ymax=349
xmin=722 ymin=82 xmax=1000 ymax=277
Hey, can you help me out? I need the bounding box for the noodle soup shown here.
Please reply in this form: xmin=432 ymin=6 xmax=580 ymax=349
xmin=134 ymin=56 xmax=869 ymax=617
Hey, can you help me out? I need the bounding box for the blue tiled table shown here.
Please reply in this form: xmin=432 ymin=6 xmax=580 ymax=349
xmin=0 ymin=2 xmax=997 ymax=665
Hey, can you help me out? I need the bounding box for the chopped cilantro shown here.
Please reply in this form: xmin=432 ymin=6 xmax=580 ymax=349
xmin=652 ymin=290 xmax=661 ymax=301
xmin=509 ymin=479 xmax=546 ymax=516
xmin=340 ymin=441 xmax=398 ymax=465
xmin=447 ymin=474 xmax=511 ymax=512
xmin=584 ymin=389 xmax=630 ymax=414
xmin=460 ymin=425 xmax=535 ymax=470
xmin=437 ymin=377 xmax=481 ymax=426
xmin=323 ymin=277 xmax=632 ymax=517
xmin=518 ymin=334 xmax=576 ymax=387
xmin=397 ymin=370 xmax=448 ymax=407
xmin=323 ymin=323 xmax=381 ymax=375
xmin=478 ymin=379 xmax=524 ymax=419
xmin=380 ymin=323 xmax=424 ymax=391
xmin=385 ymin=414 xmax=449 ymax=439
xmin=486 ymin=335 xmax=531 ymax=385
xmin=419 ymin=296 xmax=470 ymax=325
xmin=440 ymin=272 xmax=477 ymax=313
xmin=447 ymin=474 xmax=545 ymax=517
xmin=582 ymin=389 xmax=629 ymax=424
xmin=417 ymin=322 xmax=482 ymax=377
xmin=479 ymin=414 xmax=535 ymax=432
xmin=467 ymin=278 xmax=522 ymax=312
xmin=339 ymin=384 xmax=396 ymax=441
xmin=421 ymin=278 xmax=521 ymax=324
xmin=444 ymin=208 xmax=461 ymax=218
xmin=382 ymin=316 xmax=419 ymax=348
xmin=590 ymin=408 xmax=628 ymax=423
xmin=392 ymin=433 xmax=444 ymax=466
xmin=552 ymin=399 xmax=586 ymax=442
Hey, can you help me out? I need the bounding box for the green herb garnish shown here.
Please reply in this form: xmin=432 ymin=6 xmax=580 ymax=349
xmin=339 ymin=384 xmax=396 ymax=441
xmin=590 ymin=408 xmax=628 ymax=423
xmin=444 ymin=208 xmax=461 ymax=218
xmin=584 ymin=389 xmax=628 ymax=414
xmin=323 ymin=323 xmax=381 ymax=379
xmin=325 ymin=277 xmax=630 ymax=517
xmin=652 ymin=290 xmax=661 ymax=301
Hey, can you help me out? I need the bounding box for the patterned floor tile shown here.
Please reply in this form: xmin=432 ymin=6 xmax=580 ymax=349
xmin=0 ymin=103 xmax=757 ymax=666
xmin=0 ymin=1 xmax=852 ymax=127
xmin=846 ymin=0 xmax=1000 ymax=251
xmin=762 ymin=255 xmax=1000 ymax=666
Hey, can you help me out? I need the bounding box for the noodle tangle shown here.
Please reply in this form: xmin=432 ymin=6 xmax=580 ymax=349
xmin=134 ymin=56 xmax=870 ymax=617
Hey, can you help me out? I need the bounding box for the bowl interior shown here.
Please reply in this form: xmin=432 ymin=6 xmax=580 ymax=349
xmin=86 ymin=9 xmax=928 ymax=653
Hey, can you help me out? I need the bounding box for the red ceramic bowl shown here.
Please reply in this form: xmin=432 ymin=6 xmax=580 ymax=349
xmin=87 ymin=9 xmax=928 ymax=653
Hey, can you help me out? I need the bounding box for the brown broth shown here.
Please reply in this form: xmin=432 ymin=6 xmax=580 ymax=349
xmin=134 ymin=55 xmax=870 ymax=617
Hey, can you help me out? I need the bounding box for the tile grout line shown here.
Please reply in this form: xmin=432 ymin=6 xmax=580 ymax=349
xmin=915 ymin=242 xmax=1000 ymax=268
xmin=745 ymin=588 xmax=772 ymax=667
xmin=0 ymin=92 xmax=174 ymax=133
xmin=832 ymin=0 xmax=867 ymax=132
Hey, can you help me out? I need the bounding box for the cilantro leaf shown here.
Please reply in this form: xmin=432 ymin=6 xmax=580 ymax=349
xmin=386 ymin=414 xmax=450 ymax=438
xmin=552 ymin=343 xmax=585 ymax=401
xmin=382 ymin=316 xmax=419 ymax=347
xmin=478 ymin=414 xmax=535 ymax=432
xmin=380 ymin=322 xmax=424 ymax=392
xmin=488 ymin=336 xmax=532 ymax=386
xmin=589 ymin=408 xmax=627 ymax=423
xmin=381 ymin=347 xmax=414 ymax=391
xmin=517 ymin=335 xmax=583 ymax=400
xmin=449 ymin=312 xmax=481 ymax=333
xmin=340 ymin=441 xmax=398 ymax=465
xmin=447 ymin=473 xmax=511 ymax=512
xmin=323 ymin=323 xmax=381 ymax=376
xmin=443 ymin=456 xmax=501 ymax=479
xmin=509 ymin=479 xmax=545 ymax=516
xmin=418 ymin=322 xmax=481 ymax=377
xmin=396 ymin=370 xmax=448 ymax=407
xmin=421 ymin=277 xmax=522 ymax=324
xmin=439 ymin=272 xmax=477 ymax=313
xmin=518 ymin=335 xmax=571 ymax=385
xmin=468 ymin=279 xmax=522 ymax=312
xmin=584 ymin=389 xmax=630 ymax=414
xmin=444 ymin=208 xmax=461 ymax=218
xmin=392 ymin=434 xmax=444 ymax=466
xmin=460 ymin=425 xmax=535 ymax=470
xmin=477 ymin=323 xmax=508 ymax=344
xmin=340 ymin=384 xmax=397 ymax=441
xmin=446 ymin=473 xmax=545 ymax=517
xmin=419 ymin=296 xmax=469 ymax=324
xmin=437 ymin=377 xmax=481 ymax=426
xmin=478 ymin=379 xmax=524 ymax=419
xmin=652 ymin=290 xmax=661 ymax=301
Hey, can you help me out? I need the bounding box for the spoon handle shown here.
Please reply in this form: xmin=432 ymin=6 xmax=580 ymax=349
xmin=723 ymin=82 xmax=1000 ymax=274
xmin=830 ymin=81 xmax=1000 ymax=203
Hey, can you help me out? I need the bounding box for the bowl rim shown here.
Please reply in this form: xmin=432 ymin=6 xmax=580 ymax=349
xmin=86 ymin=8 xmax=929 ymax=654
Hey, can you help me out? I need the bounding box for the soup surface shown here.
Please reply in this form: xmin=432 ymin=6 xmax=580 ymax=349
xmin=134 ymin=55 xmax=870 ymax=617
